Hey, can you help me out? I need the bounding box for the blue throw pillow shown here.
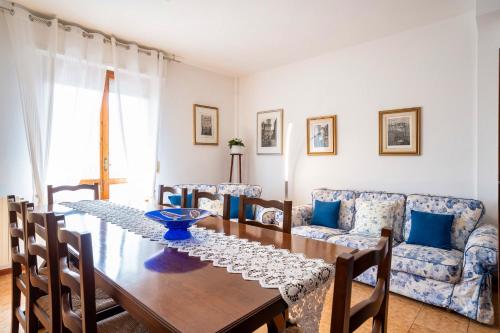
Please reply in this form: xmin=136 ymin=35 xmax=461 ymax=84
xmin=168 ymin=193 xmax=193 ymax=208
xmin=311 ymin=200 xmax=340 ymax=228
xmin=407 ymin=210 xmax=454 ymax=250
xmin=229 ymin=196 xmax=254 ymax=219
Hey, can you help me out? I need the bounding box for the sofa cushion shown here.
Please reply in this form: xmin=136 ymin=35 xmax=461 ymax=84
xmin=311 ymin=200 xmax=340 ymax=228
xmin=407 ymin=210 xmax=454 ymax=250
xmin=168 ymin=193 xmax=193 ymax=207
xmin=198 ymin=197 xmax=223 ymax=215
xmin=351 ymin=199 xmax=396 ymax=236
xmin=392 ymin=242 xmax=463 ymax=283
xmin=404 ymin=194 xmax=484 ymax=251
xmin=356 ymin=191 xmax=406 ymax=242
xmin=326 ymin=233 xmax=383 ymax=250
xmin=311 ymin=189 xmax=356 ymax=230
xmin=229 ymin=195 xmax=254 ymax=219
xmin=292 ymin=225 xmax=347 ymax=240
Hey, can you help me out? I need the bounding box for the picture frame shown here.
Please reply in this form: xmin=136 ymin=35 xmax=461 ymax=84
xmin=256 ymin=109 xmax=283 ymax=155
xmin=193 ymin=104 xmax=219 ymax=145
xmin=307 ymin=115 xmax=337 ymax=155
xmin=379 ymin=107 xmax=421 ymax=155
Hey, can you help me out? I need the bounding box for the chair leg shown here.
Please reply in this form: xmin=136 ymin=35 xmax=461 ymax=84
xmin=11 ymin=272 xmax=21 ymax=333
xmin=267 ymin=313 xmax=286 ymax=333
xmin=26 ymin=289 xmax=38 ymax=333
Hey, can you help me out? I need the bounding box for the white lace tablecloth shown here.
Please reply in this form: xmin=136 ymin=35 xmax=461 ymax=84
xmin=61 ymin=200 xmax=335 ymax=332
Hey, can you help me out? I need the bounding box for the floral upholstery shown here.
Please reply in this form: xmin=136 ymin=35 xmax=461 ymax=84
xmin=291 ymin=204 xmax=313 ymax=226
xmin=311 ymin=189 xmax=356 ymax=230
xmin=198 ymin=197 xmax=223 ymax=215
xmin=292 ymin=225 xmax=347 ymax=240
xmin=392 ymin=243 xmax=463 ymax=283
xmin=216 ymin=183 xmax=264 ymax=221
xmin=216 ymin=183 xmax=262 ymax=197
xmin=326 ymin=233 xmax=384 ymax=249
xmin=173 ymin=183 xmax=217 ymax=194
xmin=357 ymin=191 xmax=406 ymax=242
xmin=404 ymin=194 xmax=484 ymax=251
xmin=390 ymin=271 xmax=455 ymax=307
xmin=450 ymin=224 xmax=498 ymax=324
xmin=350 ymin=199 xmax=397 ymax=237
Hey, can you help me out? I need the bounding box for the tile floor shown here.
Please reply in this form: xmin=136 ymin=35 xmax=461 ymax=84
xmin=0 ymin=273 xmax=497 ymax=333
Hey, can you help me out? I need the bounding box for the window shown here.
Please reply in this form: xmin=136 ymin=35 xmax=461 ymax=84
xmin=79 ymin=70 xmax=127 ymax=199
xmin=48 ymin=70 xmax=128 ymax=200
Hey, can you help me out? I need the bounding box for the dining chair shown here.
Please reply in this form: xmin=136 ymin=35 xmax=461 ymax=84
xmin=192 ymin=189 xmax=231 ymax=220
xmin=31 ymin=213 xmax=123 ymax=329
xmin=238 ymin=195 xmax=292 ymax=234
xmin=8 ymin=198 xmax=30 ymax=333
xmin=158 ymin=184 xmax=188 ymax=208
xmin=25 ymin=211 xmax=61 ymax=333
xmin=284 ymin=228 xmax=393 ymax=333
xmin=55 ymin=226 xmax=148 ymax=333
xmin=47 ymin=183 xmax=99 ymax=205
xmin=331 ymin=227 xmax=393 ymax=333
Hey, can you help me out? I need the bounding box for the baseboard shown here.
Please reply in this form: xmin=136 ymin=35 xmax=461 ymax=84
xmin=0 ymin=267 xmax=12 ymax=276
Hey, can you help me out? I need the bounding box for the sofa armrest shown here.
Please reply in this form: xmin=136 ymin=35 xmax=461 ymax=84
xmin=463 ymin=224 xmax=498 ymax=277
xmin=292 ymin=204 xmax=313 ymax=227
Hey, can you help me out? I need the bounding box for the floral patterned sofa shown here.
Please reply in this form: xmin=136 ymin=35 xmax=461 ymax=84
xmin=291 ymin=188 xmax=498 ymax=324
xmin=169 ymin=183 xmax=263 ymax=216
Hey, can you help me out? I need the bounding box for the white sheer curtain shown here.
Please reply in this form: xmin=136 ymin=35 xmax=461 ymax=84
xmin=47 ymin=28 xmax=107 ymax=188
xmin=3 ymin=1 xmax=166 ymax=203
xmin=110 ymin=38 xmax=166 ymax=201
xmin=4 ymin=5 xmax=57 ymax=205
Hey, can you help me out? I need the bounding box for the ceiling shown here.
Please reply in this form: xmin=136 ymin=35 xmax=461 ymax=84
xmin=13 ymin=0 xmax=475 ymax=76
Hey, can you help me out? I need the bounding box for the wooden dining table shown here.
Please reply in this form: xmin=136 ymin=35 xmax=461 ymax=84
xmin=46 ymin=202 xmax=355 ymax=333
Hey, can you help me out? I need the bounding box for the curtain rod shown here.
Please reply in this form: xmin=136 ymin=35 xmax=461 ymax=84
xmin=0 ymin=3 xmax=181 ymax=62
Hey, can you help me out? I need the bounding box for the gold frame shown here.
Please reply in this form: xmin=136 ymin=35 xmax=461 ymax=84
xmin=193 ymin=104 xmax=219 ymax=145
xmin=378 ymin=107 xmax=421 ymax=156
xmin=256 ymin=109 xmax=284 ymax=155
xmin=307 ymin=115 xmax=337 ymax=155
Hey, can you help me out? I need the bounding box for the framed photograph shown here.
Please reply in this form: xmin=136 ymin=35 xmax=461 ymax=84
xmin=256 ymin=109 xmax=283 ymax=155
xmin=379 ymin=107 xmax=421 ymax=155
xmin=193 ymin=104 xmax=219 ymax=145
xmin=307 ymin=115 xmax=337 ymax=155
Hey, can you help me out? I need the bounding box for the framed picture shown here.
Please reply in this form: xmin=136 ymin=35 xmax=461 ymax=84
xmin=256 ymin=109 xmax=283 ymax=155
xmin=193 ymin=104 xmax=219 ymax=145
xmin=307 ymin=115 xmax=337 ymax=155
xmin=379 ymin=107 xmax=421 ymax=155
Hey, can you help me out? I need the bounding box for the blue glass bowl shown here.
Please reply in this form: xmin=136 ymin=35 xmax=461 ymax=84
xmin=144 ymin=208 xmax=211 ymax=240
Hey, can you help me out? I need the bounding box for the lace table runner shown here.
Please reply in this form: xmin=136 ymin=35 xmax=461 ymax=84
xmin=61 ymin=200 xmax=335 ymax=332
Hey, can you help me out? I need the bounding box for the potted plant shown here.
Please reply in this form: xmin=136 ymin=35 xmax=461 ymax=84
xmin=228 ymin=138 xmax=245 ymax=154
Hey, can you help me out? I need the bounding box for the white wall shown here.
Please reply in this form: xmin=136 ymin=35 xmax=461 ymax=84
xmin=239 ymin=13 xmax=483 ymax=213
xmin=156 ymin=62 xmax=235 ymax=188
xmin=477 ymin=7 xmax=500 ymax=224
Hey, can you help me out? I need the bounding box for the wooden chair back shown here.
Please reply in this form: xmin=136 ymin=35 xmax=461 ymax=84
xmin=25 ymin=212 xmax=61 ymax=333
xmin=55 ymin=226 xmax=98 ymax=333
xmin=192 ymin=190 xmax=231 ymax=220
xmin=237 ymin=195 xmax=292 ymax=234
xmin=331 ymin=228 xmax=393 ymax=333
xmin=47 ymin=183 xmax=99 ymax=205
xmin=8 ymin=198 xmax=29 ymax=333
xmin=158 ymin=185 xmax=189 ymax=208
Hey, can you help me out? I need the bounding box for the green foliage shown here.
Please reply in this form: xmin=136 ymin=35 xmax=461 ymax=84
xmin=228 ymin=138 xmax=244 ymax=148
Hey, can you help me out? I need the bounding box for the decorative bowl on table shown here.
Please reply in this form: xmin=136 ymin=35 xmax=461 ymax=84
xmin=144 ymin=208 xmax=211 ymax=240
